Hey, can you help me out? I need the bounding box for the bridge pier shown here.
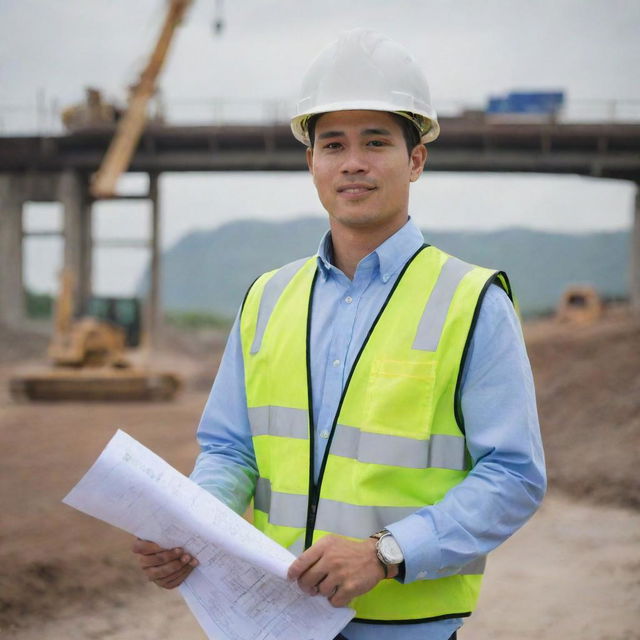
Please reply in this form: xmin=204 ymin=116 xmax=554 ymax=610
xmin=632 ymin=184 xmax=640 ymax=315
xmin=59 ymin=170 xmax=93 ymax=316
xmin=146 ymin=172 xmax=162 ymax=351
xmin=0 ymin=174 xmax=25 ymax=327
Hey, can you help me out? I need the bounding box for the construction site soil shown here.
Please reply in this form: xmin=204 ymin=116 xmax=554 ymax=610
xmin=1 ymin=307 xmax=638 ymax=639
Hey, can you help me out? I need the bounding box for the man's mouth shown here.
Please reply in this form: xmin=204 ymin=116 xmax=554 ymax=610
xmin=337 ymin=184 xmax=376 ymax=195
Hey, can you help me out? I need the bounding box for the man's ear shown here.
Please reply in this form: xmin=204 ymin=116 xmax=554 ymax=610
xmin=409 ymin=144 xmax=428 ymax=182
xmin=306 ymin=147 xmax=314 ymax=175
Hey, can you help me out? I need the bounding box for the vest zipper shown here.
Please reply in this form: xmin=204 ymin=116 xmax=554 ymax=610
xmin=303 ymin=245 xmax=428 ymax=549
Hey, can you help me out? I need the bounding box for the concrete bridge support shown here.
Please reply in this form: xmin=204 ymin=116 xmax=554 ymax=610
xmin=0 ymin=175 xmax=25 ymax=327
xmin=58 ymin=170 xmax=92 ymax=316
xmin=631 ymin=184 xmax=640 ymax=315
xmin=147 ymin=173 xmax=162 ymax=351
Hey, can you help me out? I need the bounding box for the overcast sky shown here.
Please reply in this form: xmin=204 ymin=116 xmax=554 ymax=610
xmin=2 ymin=0 xmax=639 ymax=294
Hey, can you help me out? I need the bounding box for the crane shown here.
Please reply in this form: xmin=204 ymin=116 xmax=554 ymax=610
xmin=90 ymin=0 xmax=193 ymax=199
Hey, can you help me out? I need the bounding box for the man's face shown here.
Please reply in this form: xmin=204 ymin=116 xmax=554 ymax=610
xmin=306 ymin=110 xmax=426 ymax=234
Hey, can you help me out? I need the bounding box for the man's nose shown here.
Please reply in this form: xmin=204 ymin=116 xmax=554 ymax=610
xmin=340 ymin=147 xmax=368 ymax=174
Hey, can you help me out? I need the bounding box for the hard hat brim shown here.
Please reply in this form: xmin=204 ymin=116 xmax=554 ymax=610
xmin=290 ymin=103 xmax=440 ymax=146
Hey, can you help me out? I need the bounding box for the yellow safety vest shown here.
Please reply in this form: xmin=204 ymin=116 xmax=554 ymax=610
xmin=239 ymin=244 xmax=514 ymax=623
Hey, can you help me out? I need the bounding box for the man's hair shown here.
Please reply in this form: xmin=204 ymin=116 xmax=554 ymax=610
xmin=306 ymin=112 xmax=422 ymax=155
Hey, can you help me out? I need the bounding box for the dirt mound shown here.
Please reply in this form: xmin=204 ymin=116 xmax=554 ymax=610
xmin=525 ymin=305 xmax=640 ymax=510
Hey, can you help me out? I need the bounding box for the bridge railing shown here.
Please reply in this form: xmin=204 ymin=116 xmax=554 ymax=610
xmin=1 ymin=97 xmax=640 ymax=136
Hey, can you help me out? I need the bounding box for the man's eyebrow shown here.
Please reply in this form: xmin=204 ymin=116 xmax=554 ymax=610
xmin=361 ymin=128 xmax=392 ymax=136
xmin=317 ymin=130 xmax=345 ymax=140
xmin=316 ymin=127 xmax=393 ymax=140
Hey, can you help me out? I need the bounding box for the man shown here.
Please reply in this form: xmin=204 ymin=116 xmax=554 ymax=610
xmin=133 ymin=29 xmax=546 ymax=640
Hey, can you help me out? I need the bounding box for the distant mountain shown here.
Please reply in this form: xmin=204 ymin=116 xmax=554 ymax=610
xmin=139 ymin=218 xmax=629 ymax=319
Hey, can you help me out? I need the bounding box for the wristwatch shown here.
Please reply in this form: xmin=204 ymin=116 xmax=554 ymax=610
xmin=371 ymin=529 xmax=404 ymax=568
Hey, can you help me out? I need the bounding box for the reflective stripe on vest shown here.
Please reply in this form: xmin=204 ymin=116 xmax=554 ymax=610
xmin=412 ymin=257 xmax=475 ymax=351
xmin=250 ymin=257 xmax=309 ymax=355
xmin=248 ymin=405 xmax=308 ymax=439
xmin=249 ymin=405 xmax=467 ymax=470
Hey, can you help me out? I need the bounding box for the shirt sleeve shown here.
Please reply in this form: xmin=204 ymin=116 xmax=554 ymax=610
xmin=190 ymin=311 xmax=258 ymax=515
xmin=386 ymin=284 xmax=547 ymax=583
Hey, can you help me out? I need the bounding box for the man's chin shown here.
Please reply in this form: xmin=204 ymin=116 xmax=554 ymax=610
xmin=329 ymin=211 xmax=401 ymax=232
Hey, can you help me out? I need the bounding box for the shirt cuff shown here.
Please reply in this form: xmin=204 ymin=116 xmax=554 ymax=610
xmin=385 ymin=512 xmax=442 ymax=583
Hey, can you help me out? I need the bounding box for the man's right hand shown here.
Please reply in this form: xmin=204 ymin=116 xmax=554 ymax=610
xmin=131 ymin=538 xmax=199 ymax=589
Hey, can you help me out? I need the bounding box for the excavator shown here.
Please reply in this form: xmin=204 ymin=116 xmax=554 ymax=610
xmin=10 ymin=269 xmax=181 ymax=401
xmin=11 ymin=0 xmax=199 ymax=401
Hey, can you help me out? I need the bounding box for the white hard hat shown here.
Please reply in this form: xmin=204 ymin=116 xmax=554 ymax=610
xmin=291 ymin=29 xmax=440 ymax=146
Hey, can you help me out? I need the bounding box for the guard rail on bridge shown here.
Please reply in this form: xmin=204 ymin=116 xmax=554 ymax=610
xmin=2 ymin=96 xmax=640 ymax=136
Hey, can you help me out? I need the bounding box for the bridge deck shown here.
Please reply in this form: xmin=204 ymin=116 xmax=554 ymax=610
xmin=1 ymin=118 xmax=639 ymax=182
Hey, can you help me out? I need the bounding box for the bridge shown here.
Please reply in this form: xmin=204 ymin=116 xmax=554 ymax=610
xmin=1 ymin=117 xmax=639 ymax=178
xmin=1 ymin=116 xmax=639 ymax=339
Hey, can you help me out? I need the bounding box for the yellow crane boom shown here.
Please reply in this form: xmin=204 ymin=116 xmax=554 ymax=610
xmin=91 ymin=0 xmax=192 ymax=199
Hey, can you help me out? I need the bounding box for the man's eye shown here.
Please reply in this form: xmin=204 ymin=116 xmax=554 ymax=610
xmin=367 ymin=140 xmax=386 ymax=147
xmin=324 ymin=142 xmax=342 ymax=149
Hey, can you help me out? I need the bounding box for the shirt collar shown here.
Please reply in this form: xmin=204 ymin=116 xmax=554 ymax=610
xmin=315 ymin=217 xmax=425 ymax=283
xmin=316 ymin=231 xmax=334 ymax=278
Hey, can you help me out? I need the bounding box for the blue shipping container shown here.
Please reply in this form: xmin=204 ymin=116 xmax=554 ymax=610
xmin=486 ymin=91 xmax=564 ymax=115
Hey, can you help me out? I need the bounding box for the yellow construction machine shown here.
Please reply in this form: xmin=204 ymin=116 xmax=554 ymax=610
xmin=10 ymin=1 xmax=194 ymax=401
xmin=91 ymin=0 xmax=192 ymax=198
xmin=10 ymin=270 xmax=181 ymax=401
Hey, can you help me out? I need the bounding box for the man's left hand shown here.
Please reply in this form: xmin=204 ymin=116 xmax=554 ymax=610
xmin=287 ymin=535 xmax=392 ymax=608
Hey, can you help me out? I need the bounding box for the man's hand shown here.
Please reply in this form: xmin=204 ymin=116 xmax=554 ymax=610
xmin=287 ymin=535 xmax=393 ymax=608
xmin=131 ymin=538 xmax=199 ymax=589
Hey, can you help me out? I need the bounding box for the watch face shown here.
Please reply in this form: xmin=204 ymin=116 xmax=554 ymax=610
xmin=379 ymin=535 xmax=404 ymax=565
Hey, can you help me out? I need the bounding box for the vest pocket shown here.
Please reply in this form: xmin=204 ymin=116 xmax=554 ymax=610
xmin=364 ymin=359 xmax=436 ymax=438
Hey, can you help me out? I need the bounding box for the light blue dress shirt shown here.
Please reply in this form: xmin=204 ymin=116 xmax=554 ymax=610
xmin=191 ymin=218 xmax=546 ymax=640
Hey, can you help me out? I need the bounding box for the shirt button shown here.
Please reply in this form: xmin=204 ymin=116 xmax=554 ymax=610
xmin=416 ymin=570 xmax=428 ymax=579
xmin=345 ymin=296 xmax=353 ymax=304
xmin=382 ymin=274 xmax=390 ymax=283
xmin=333 ymin=359 xmax=340 ymax=367
xmin=320 ymin=430 xmax=330 ymax=439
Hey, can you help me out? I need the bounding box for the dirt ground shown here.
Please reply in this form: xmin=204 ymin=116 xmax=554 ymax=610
xmin=1 ymin=307 xmax=639 ymax=639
